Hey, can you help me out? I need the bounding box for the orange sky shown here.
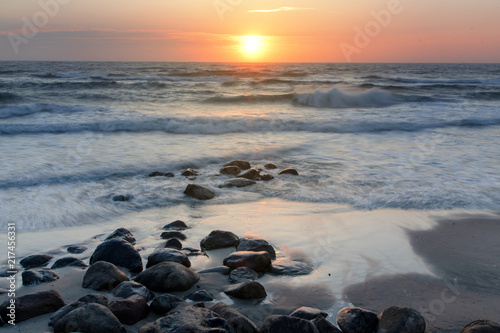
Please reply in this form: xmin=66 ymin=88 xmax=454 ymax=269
xmin=0 ymin=0 xmax=499 ymax=62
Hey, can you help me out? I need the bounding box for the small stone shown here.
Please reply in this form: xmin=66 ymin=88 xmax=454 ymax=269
xmin=22 ymin=269 xmax=60 ymax=286
xmin=198 ymin=266 xmax=231 ymax=275
xmin=105 ymin=227 xmax=136 ymax=243
xmin=290 ymin=306 xmax=328 ymax=321
xmin=378 ymin=306 xmax=426 ymax=333
xmin=270 ymin=259 xmax=313 ymax=276
xmin=221 ymin=178 xmax=257 ymax=188
xmin=223 ymin=251 xmax=272 ymax=273
xmin=82 ymin=261 xmax=129 ymax=291
xmin=224 ymin=160 xmax=251 ymax=170
xmin=220 ymin=165 xmax=241 ymax=175
xmin=163 ymin=220 xmax=189 ymax=230
xmin=264 ymin=163 xmax=277 ymax=169
xmin=337 ymin=307 xmax=378 ymax=333
xmin=237 ymin=237 xmax=276 ymax=259
xmin=185 ymin=290 xmax=214 ymax=302
xmin=278 ymin=168 xmax=299 ymax=176
xmin=225 ymin=281 xmax=267 ymax=300
xmin=108 ymin=294 xmax=149 ymax=325
xmin=67 ymin=245 xmax=87 ymax=254
xmin=165 ymin=238 xmax=183 ymax=250
xmin=184 ymin=183 xmax=215 ymax=200
xmin=112 ymin=281 xmax=155 ymax=301
xmin=237 ymin=168 xmax=261 ymax=180
xmin=134 ymin=261 xmax=200 ymax=292
xmin=51 ymin=257 xmax=88 ymax=269
xmin=146 ymin=248 xmax=191 ymax=268
xmin=149 ymin=171 xmax=165 ymax=177
xmin=260 ymin=315 xmax=319 ymax=333
xmin=112 ymin=194 xmax=132 ymax=202
xmin=261 ymin=173 xmax=275 ymax=181
xmin=161 ymin=231 xmax=187 ymax=240
xmin=150 ymin=294 xmax=185 ymax=315
xmin=20 ymin=254 xmax=53 ymax=269
xmin=229 ymin=267 xmax=259 ymax=284
xmin=200 ymin=230 xmax=239 ymax=251
xmin=164 ymin=172 xmax=175 ymax=177
xmin=182 ymin=168 xmax=200 ymax=177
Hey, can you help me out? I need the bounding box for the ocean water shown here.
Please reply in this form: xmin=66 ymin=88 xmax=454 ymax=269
xmin=1 ymin=62 xmax=499 ymax=231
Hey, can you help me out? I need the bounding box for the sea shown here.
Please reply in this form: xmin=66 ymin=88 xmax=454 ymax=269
xmin=1 ymin=62 xmax=499 ymax=231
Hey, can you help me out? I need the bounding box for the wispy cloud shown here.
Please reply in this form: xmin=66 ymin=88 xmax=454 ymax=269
xmin=248 ymin=7 xmax=315 ymax=13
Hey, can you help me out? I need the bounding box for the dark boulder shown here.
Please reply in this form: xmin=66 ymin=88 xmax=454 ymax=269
xmin=185 ymin=290 xmax=214 ymax=302
xmin=225 ymin=281 xmax=267 ymax=300
xmin=89 ymin=238 xmax=143 ymax=273
xmin=336 ymin=307 xmax=378 ymax=333
xmin=278 ymin=168 xmax=299 ymax=176
xmin=149 ymin=171 xmax=174 ymax=177
xmin=210 ymin=302 xmax=258 ymax=333
xmin=229 ymin=267 xmax=259 ymax=284
xmin=264 ymin=163 xmax=277 ymax=169
xmin=105 ymin=228 xmax=136 ymax=243
xmin=198 ymin=266 xmax=231 ymax=275
xmin=0 ymin=290 xmax=65 ymax=324
xmin=237 ymin=168 xmax=261 ymax=180
xmin=461 ymin=320 xmax=500 ymax=333
xmin=377 ymin=306 xmax=426 ymax=333
xmin=184 ymin=183 xmax=216 ymax=200
xmin=22 ymin=269 xmax=60 ymax=285
xmin=163 ymin=220 xmax=189 ymax=230
xmin=290 ymin=306 xmax=328 ymax=320
xmin=261 ymin=173 xmax=274 ymax=181
xmin=221 ymin=178 xmax=257 ymax=188
xmin=146 ymin=248 xmax=191 ymax=268
xmin=224 ymin=160 xmax=251 ymax=170
xmin=108 ymin=294 xmax=149 ymax=326
xmin=260 ymin=315 xmax=319 ymax=333
xmin=182 ymin=168 xmax=200 ymax=177
xmin=134 ymin=261 xmax=200 ymax=292
xmin=112 ymin=281 xmax=155 ymax=301
xmin=270 ymin=259 xmax=313 ymax=276
xmin=82 ymin=261 xmax=129 ymax=291
xmin=223 ymin=251 xmax=272 ymax=273
xmin=67 ymin=245 xmax=87 ymax=254
xmin=19 ymin=254 xmax=53 ymax=269
xmin=220 ymin=165 xmax=241 ymax=175
xmin=236 ymin=237 xmax=276 ymax=259
xmin=49 ymin=294 xmax=108 ymax=328
xmin=201 ymin=230 xmax=239 ymax=250
xmin=51 ymin=257 xmax=88 ymax=269
xmin=53 ymin=303 xmax=124 ymax=333
xmin=112 ymin=194 xmax=132 ymax=202
xmin=160 ymin=231 xmax=187 ymax=240
xmin=165 ymin=238 xmax=183 ymax=250
xmin=150 ymin=294 xmax=185 ymax=315
xmin=312 ymin=316 xmax=342 ymax=333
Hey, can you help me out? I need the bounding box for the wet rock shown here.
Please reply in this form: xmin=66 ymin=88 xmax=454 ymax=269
xmin=185 ymin=290 xmax=214 ymax=302
xmin=0 ymin=290 xmax=65 ymax=324
xmin=264 ymin=163 xmax=277 ymax=169
xmin=261 ymin=173 xmax=274 ymax=181
xmin=201 ymin=230 xmax=239 ymax=250
xmin=210 ymin=302 xmax=258 ymax=333
xmin=312 ymin=316 xmax=342 ymax=333
xmin=337 ymin=307 xmax=378 ymax=333
xmin=160 ymin=230 xmax=187 ymax=240
xmin=90 ymin=238 xmax=143 ymax=273
xmin=112 ymin=194 xmax=132 ymax=202
xmin=229 ymin=267 xmax=259 ymax=284
xmin=146 ymin=248 xmax=191 ymax=268
xmin=139 ymin=305 xmax=234 ymax=333
xmin=112 ymin=281 xmax=155 ymax=301
xmin=221 ymin=178 xmax=257 ymax=188
xmin=237 ymin=168 xmax=261 ymax=180
xmin=290 ymin=306 xmax=329 ymax=320
xmin=237 ymin=237 xmax=276 ymax=259
xmin=108 ymin=294 xmax=149 ymax=325
xmin=165 ymin=238 xmax=183 ymax=250
xmin=223 ymin=251 xmax=272 ymax=273
xmin=184 ymin=183 xmax=215 ymax=200
xmin=225 ymin=281 xmax=267 ymax=300
xmin=67 ymin=245 xmax=87 ymax=254
xmin=377 ymin=306 xmax=426 ymax=333
xmin=150 ymin=294 xmax=185 ymax=315
xmin=260 ymin=315 xmax=319 ymax=333
xmin=224 ymin=160 xmax=251 ymax=170
xmin=184 ymin=249 xmax=208 ymax=257
xmin=51 ymin=257 xmax=88 ymax=269
xmin=49 ymin=294 xmax=108 ymax=328
xmin=19 ymin=254 xmax=53 ymax=269
xmin=105 ymin=227 xmax=136 ymax=243
xmin=182 ymin=168 xmax=200 ymax=177
xmin=461 ymin=320 xmax=500 ymax=333
xmin=149 ymin=171 xmax=174 ymax=177
xmin=198 ymin=266 xmax=231 ymax=275
xmin=163 ymin=220 xmax=189 ymax=230
xmin=53 ymin=303 xmax=124 ymax=333
xmin=82 ymin=261 xmax=129 ymax=291
xmin=270 ymin=259 xmax=313 ymax=276
xmin=220 ymin=165 xmax=241 ymax=175
xmin=22 ymin=269 xmax=60 ymax=285
xmin=279 ymin=168 xmax=299 ymax=176
xmin=134 ymin=261 xmax=200 ymax=292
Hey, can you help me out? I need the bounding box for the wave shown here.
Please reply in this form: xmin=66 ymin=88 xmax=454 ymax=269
xmin=390 ymin=77 xmax=500 ymax=85
xmin=31 ymin=72 xmax=232 ymax=83
xmin=0 ymin=104 xmax=101 ymax=119
xmin=205 ymin=93 xmax=294 ymax=104
xmin=466 ymin=91 xmax=500 ymax=101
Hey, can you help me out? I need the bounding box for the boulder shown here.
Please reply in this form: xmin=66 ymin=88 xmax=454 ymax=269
xmin=163 ymin=220 xmax=189 ymax=230
xmin=146 ymin=248 xmax=191 ymax=268
xmin=224 ymin=160 xmax=251 ymax=170
xmin=19 ymin=254 xmax=53 ymax=269
xmin=201 ymin=230 xmax=239 ymax=250
xmin=150 ymin=294 xmax=185 ymax=315
xmin=223 ymin=251 xmax=271 ymax=273
xmin=0 ymin=290 xmax=65 ymax=324
xmin=290 ymin=306 xmax=328 ymax=321
xmin=67 ymin=245 xmax=87 ymax=254
xmin=134 ymin=261 xmax=200 ymax=292
xmin=149 ymin=171 xmax=174 ymax=177
xmin=220 ymin=165 xmax=241 ymax=175
xmin=221 ymin=178 xmax=257 ymax=188
xmin=229 ymin=267 xmax=259 ymax=284
xmin=51 ymin=257 xmax=88 ymax=269
xmin=108 ymin=294 xmax=149 ymax=325
xmin=337 ymin=307 xmax=378 ymax=333
xmin=261 ymin=174 xmax=274 ymax=181
xmin=260 ymin=315 xmax=319 ymax=333
xmin=112 ymin=281 xmax=155 ymax=301
xmin=82 ymin=261 xmax=129 ymax=291
xmin=89 ymin=238 xmax=143 ymax=273
xmin=198 ymin=266 xmax=231 ymax=275
xmin=111 ymin=194 xmax=131 ymax=202
xmin=165 ymin=238 xmax=183 ymax=250
xmin=270 ymin=259 xmax=313 ymax=276
xmin=184 ymin=184 xmax=215 ymax=200
xmin=278 ymin=168 xmax=299 ymax=176
xmin=182 ymin=168 xmax=201 ymax=177
xmin=185 ymin=290 xmax=214 ymax=302
xmin=210 ymin=302 xmax=258 ymax=333
xmin=105 ymin=228 xmax=136 ymax=243
xmin=461 ymin=320 xmax=500 ymax=333
xmin=312 ymin=316 xmax=342 ymax=333
xmin=264 ymin=163 xmax=277 ymax=169
xmin=225 ymin=281 xmax=267 ymax=300
xmin=53 ymin=303 xmax=124 ymax=333
xmin=22 ymin=269 xmax=60 ymax=285
xmin=49 ymin=294 xmax=108 ymax=327
xmin=237 ymin=168 xmax=261 ymax=180
xmin=377 ymin=306 xmax=426 ymax=333
xmin=160 ymin=231 xmax=187 ymax=240
xmin=237 ymin=237 xmax=276 ymax=259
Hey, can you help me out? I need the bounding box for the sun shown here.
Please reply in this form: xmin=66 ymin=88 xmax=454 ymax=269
xmin=240 ymin=35 xmax=264 ymax=55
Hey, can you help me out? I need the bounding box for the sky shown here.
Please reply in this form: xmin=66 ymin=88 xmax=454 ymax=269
xmin=0 ymin=0 xmax=499 ymax=62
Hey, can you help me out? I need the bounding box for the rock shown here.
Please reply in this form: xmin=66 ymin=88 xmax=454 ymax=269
xmin=149 ymin=171 xmax=175 ymax=177
xmin=184 ymin=183 xmax=215 ymax=200
xmin=261 ymin=173 xmax=274 ymax=181
xmin=183 ymin=247 xmax=208 ymax=257
xmin=160 ymin=231 xmax=187 ymax=240
xmin=270 ymin=259 xmax=313 ymax=276
xmin=112 ymin=194 xmax=131 ymax=202
xmin=260 ymin=315 xmax=319 ymax=333
xmin=82 ymin=261 xmax=129 ymax=291
xmin=223 ymin=251 xmax=272 ymax=273
xmin=108 ymin=294 xmax=149 ymax=325
xmin=224 ymin=160 xmax=251 ymax=170
xmin=146 ymin=248 xmax=191 ymax=268
xmin=67 ymin=245 xmax=87 ymax=254
xmin=290 ymin=306 xmax=329 ymax=321
xmin=264 ymin=163 xmax=277 ymax=169
xmin=112 ymin=281 xmax=155 ymax=301
xmin=22 ymin=269 xmax=60 ymax=285
xmin=78 ymin=294 xmax=109 ymax=304
xmin=312 ymin=316 xmax=342 ymax=333
xmin=165 ymin=238 xmax=183 ymax=250
xmin=198 ymin=266 xmax=231 ymax=275
xmin=377 ymin=306 xmax=426 ymax=333
xmin=461 ymin=320 xmax=500 ymax=333
xmin=53 ymin=303 xmax=124 ymax=333
xmin=221 ymin=178 xmax=257 ymax=188
xmin=336 ymin=307 xmax=378 ymax=333
xmin=185 ymin=290 xmax=214 ymax=302
xmin=210 ymin=302 xmax=258 ymax=333
xmin=237 ymin=237 xmax=276 ymax=259
xmin=182 ymin=168 xmax=200 ymax=177
xmin=229 ymin=267 xmax=259 ymax=284
xmin=19 ymin=254 xmax=53 ymax=269
xmin=220 ymin=165 xmax=241 ymax=175
xmin=0 ymin=290 xmax=65 ymax=324
xmin=279 ymin=168 xmax=299 ymax=176
xmin=139 ymin=305 xmax=234 ymax=333
xmin=134 ymin=261 xmax=200 ymax=292
xmin=237 ymin=168 xmax=261 ymax=180
xmin=201 ymin=230 xmax=239 ymax=250
xmin=163 ymin=220 xmax=189 ymax=230
xmin=150 ymin=294 xmax=185 ymax=315
xmin=51 ymin=257 xmax=88 ymax=269
xmin=89 ymin=238 xmax=143 ymax=273
xmin=105 ymin=227 xmax=136 ymax=243
xmin=225 ymin=281 xmax=267 ymax=300
xmin=49 ymin=294 xmax=108 ymax=328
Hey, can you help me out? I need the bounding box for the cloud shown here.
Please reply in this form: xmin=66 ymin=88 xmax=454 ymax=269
xmin=248 ymin=7 xmax=315 ymax=13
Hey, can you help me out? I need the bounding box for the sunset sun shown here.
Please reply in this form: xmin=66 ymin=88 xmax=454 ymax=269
xmin=240 ymin=35 xmax=264 ymax=56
